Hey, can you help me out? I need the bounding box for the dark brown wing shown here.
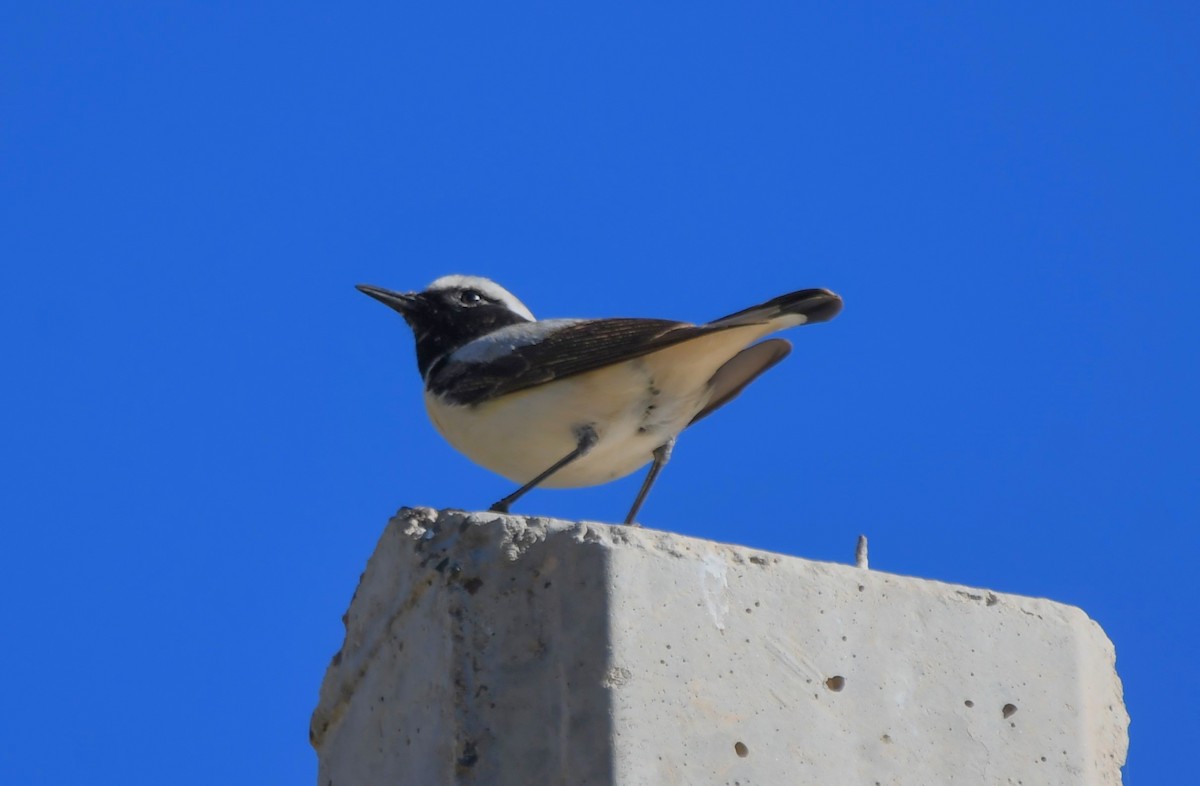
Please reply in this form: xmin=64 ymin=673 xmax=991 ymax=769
xmin=429 ymin=318 xmax=739 ymax=406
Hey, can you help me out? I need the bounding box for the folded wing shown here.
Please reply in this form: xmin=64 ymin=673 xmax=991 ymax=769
xmin=429 ymin=318 xmax=740 ymax=405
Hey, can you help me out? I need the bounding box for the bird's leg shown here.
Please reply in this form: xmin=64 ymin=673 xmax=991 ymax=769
xmin=490 ymin=424 xmax=599 ymax=514
xmin=623 ymin=437 xmax=675 ymax=526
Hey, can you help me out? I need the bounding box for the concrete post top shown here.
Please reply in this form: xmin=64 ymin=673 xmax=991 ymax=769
xmin=313 ymin=508 xmax=1129 ymax=785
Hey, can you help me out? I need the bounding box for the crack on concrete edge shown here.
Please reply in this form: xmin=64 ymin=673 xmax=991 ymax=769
xmin=954 ymin=590 xmax=1001 ymax=606
xmin=398 ymin=509 xmax=790 ymax=573
xmin=311 ymin=507 xmax=444 ymax=748
xmin=313 ymin=508 xmax=605 ymax=754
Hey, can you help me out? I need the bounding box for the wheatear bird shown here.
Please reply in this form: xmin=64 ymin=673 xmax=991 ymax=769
xmin=357 ymin=275 xmax=842 ymax=524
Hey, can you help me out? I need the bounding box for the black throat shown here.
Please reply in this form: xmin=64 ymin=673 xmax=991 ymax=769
xmin=408 ymin=302 xmax=530 ymax=379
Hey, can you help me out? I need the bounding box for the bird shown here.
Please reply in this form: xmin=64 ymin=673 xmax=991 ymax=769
xmin=356 ymin=274 xmax=842 ymax=524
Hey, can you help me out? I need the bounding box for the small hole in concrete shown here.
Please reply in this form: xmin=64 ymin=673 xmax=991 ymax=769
xmin=825 ymin=676 xmax=846 ymax=692
xmin=734 ymin=741 xmax=749 ymax=758
xmin=457 ymin=740 xmax=478 ymax=768
xmin=1002 ymin=703 xmax=1018 ymax=718
xmin=964 ymin=700 xmax=974 ymax=708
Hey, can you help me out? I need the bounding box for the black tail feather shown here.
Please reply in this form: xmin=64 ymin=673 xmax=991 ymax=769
xmin=712 ymin=288 xmax=843 ymax=326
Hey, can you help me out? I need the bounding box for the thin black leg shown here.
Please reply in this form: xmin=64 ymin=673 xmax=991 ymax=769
xmin=623 ymin=437 xmax=675 ymax=526
xmin=490 ymin=425 xmax=599 ymax=514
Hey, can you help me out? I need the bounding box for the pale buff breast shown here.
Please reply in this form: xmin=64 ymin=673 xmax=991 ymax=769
xmin=423 ymin=323 xmax=774 ymax=487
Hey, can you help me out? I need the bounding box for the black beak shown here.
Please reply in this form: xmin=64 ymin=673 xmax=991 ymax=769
xmin=356 ymin=284 xmax=420 ymax=315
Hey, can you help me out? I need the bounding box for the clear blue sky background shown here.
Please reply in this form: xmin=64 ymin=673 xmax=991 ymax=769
xmin=2 ymin=3 xmax=1195 ymax=783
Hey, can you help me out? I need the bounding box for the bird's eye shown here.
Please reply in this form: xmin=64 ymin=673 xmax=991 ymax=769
xmin=457 ymin=290 xmax=485 ymax=306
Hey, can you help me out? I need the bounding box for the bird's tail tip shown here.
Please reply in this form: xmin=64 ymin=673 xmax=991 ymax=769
xmin=780 ymin=288 xmax=843 ymax=323
xmin=714 ymin=288 xmax=843 ymax=326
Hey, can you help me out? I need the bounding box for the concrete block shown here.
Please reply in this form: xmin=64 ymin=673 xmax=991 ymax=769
xmin=311 ymin=508 xmax=1128 ymax=785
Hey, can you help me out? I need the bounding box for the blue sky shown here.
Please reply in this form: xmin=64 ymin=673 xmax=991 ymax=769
xmin=2 ymin=3 xmax=1196 ymax=783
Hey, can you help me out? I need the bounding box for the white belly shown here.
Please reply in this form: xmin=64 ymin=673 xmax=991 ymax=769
xmin=424 ymin=325 xmax=770 ymax=487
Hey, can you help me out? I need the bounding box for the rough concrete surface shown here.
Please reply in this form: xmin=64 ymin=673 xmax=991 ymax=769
xmin=311 ymin=508 xmax=1128 ymax=785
